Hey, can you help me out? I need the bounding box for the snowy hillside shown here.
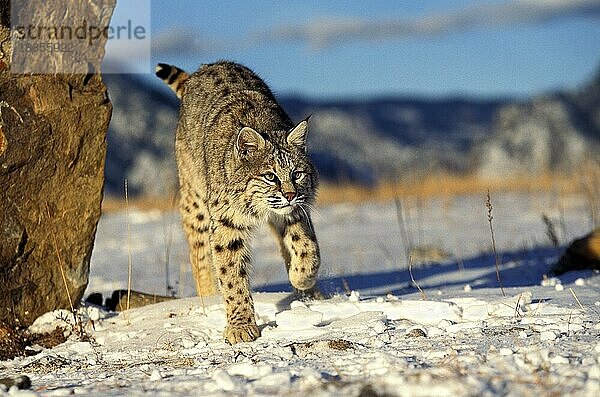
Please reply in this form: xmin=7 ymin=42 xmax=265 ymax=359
xmin=1 ymin=192 xmax=598 ymax=396
xmin=476 ymin=69 xmax=600 ymax=178
xmin=103 ymin=74 xmax=179 ymax=197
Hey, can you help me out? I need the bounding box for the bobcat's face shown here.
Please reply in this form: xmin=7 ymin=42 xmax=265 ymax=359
xmin=258 ymin=159 xmax=315 ymax=216
xmin=243 ymin=147 xmax=316 ymax=217
xmin=235 ymin=122 xmax=317 ymax=218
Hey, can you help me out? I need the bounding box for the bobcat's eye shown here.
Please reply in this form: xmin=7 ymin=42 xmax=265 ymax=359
xmin=293 ymin=171 xmax=306 ymax=182
xmin=262 ymin=172 xmax=278 ymax=183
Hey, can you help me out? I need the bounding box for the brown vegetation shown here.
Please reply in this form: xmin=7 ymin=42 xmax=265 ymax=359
xmin=0 ymin=322 xmax=66 ymax=361
xmin=102 ymin=169 xmax=600 ymax=212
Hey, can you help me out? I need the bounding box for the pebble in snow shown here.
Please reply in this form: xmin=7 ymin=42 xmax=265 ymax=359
xmin=518 ymin=330 xmax=528 ymax=338
xmin=499 ymin=348 xmax=513 ymax=356
xmin=227 ymin=363 xmax=272 ymax=380
xmin=555 ymin=284 xmax=564 ymax=291
xmin=372 ymin=321 xmax=387 ymax=334
xmin=349 ymin=290 xmax=361 ymax=302
xmin=405 ymin=325 xmax=427 ymax=338
xmin=574 ymin=278 xmax=585 ymax=286
xmin=212 ymin=369 xmax=237 ymax=391
xmin=150 ymin=369 xmax=162 ymax=381
xmin=541 ymin=277 xmax=559 ymax=287
xmin=289 ymin=300 xmax=307 ymax=309
xmin=540 ymin=330 xmax=557 ymax=341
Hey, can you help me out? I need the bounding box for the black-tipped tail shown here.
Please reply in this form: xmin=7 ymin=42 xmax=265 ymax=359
xmin=155 ymin=63 xmax=189 ymax=99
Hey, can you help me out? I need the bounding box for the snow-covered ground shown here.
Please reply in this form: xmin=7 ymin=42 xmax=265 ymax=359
xmin=1 ymin=192 xmax=599 ymax=396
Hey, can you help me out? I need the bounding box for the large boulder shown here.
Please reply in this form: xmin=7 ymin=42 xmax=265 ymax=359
xmin=0 ymin=0 xmax=114 ymax=327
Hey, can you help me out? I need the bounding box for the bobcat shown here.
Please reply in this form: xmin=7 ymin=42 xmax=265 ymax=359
xmin=155 ymin=61 xmax=321 ymax=344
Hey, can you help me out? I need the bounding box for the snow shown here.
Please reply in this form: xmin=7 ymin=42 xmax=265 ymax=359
xmin=274 ymin=306 xmax=323 ymax=330
xmin=1 ymin=192 xmax=599 ymax=396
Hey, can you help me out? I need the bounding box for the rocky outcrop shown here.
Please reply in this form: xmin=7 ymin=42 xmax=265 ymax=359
xmin=0 ymin=0 xmax=114 ymax=327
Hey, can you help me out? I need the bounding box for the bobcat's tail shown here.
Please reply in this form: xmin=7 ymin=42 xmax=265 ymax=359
xmin=155 ymin=63 xmax=189 ymax=99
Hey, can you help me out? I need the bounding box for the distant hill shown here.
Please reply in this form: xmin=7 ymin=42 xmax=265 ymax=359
xmin=475 ymin=69 xmax=600 ymax=178
xmin=103 ymin=69 xmax=599 ymax=197
xmin=104 ymin=74 xmax=179 ymax=196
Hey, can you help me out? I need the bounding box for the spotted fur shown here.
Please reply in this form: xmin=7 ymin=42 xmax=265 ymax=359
xmin=157 ymin=61 xmax=321 ymax=344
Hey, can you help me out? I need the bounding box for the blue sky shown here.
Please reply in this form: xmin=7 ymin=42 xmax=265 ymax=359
xmin=106 ymin=0 xmax=600 ymax=99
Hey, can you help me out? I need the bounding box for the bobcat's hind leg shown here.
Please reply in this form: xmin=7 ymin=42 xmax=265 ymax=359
xmin=208 ymin=211 xmax=259 ymax=344
xmin=180 ymin=189 xmax=217 ymax=296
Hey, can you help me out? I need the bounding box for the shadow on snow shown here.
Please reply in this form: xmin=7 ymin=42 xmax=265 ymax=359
xmin=256 ymin=246 xmax=594 ymax=296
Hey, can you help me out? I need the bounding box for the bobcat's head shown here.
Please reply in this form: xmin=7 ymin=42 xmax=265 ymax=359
xmin=234 ymin=120 xmax=318 ymax=218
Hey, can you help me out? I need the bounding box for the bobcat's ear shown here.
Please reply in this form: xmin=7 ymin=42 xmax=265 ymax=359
xmin=287 ymin=119 xmax=308 ymax=150
xmin=236 ymin=126 xmax=265 ymax=157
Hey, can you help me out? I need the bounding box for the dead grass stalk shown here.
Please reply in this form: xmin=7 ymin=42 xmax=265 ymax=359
xmin=485 ymin=190 xmax=505 ymax=297
xmin=568 ymin=288 xmax=585 ymax=311
xmin=125 ymin=179 xmax=132 ymax=314
xmin=408 ymin=256 xmax=427 ymax=300
xmin=394 ymin=198 xmax=413 ymax=266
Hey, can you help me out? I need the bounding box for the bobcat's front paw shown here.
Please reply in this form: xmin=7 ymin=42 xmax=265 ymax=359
xmin=224 ymin=323 xmax=260 ymax=344
xmin=295 ymin=285 xmax=326 ymax=300
xmin=288 ymin=251 xmax=319 ymax=291
xmin=289 ymin=269 xmax=317 ymax=291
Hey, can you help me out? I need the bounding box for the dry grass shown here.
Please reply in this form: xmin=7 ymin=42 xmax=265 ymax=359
xmin=101 ymin=169 xmax=598 ymax=212
xmin=317 ymin=172 xmax=591 ymax=205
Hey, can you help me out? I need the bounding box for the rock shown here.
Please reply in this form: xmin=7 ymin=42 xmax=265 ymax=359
xmin=104 ymin=290 xmax=175 ymax=312
xmin=0 ymin=375 xmax=31 ymax=390
xmin=0 ymin=320 xmax=66 ymax=360
xmin=552 ymin=229 xmax=600 ymax=275
xmin=0 ymin=321 xmax=25 ymax=360
xmin=0 ymin=0 xmax=114 ymax=327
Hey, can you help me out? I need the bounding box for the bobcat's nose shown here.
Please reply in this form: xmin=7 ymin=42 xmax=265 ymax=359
xmin=283 ymin=192 xmax=296 ymax=202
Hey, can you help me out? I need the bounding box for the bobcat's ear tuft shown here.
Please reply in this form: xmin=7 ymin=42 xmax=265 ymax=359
xmin=236 ymin=127 xmax=265 ymax=157
xmin=287 ymin=119 xmax=308 ymax=149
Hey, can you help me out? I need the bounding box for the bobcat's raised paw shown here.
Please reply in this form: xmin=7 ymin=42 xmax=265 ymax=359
xmin=224 ymin=323 xmax=260 ymax=344
xmin=289 ymin=271 xmax=317 ymax=291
